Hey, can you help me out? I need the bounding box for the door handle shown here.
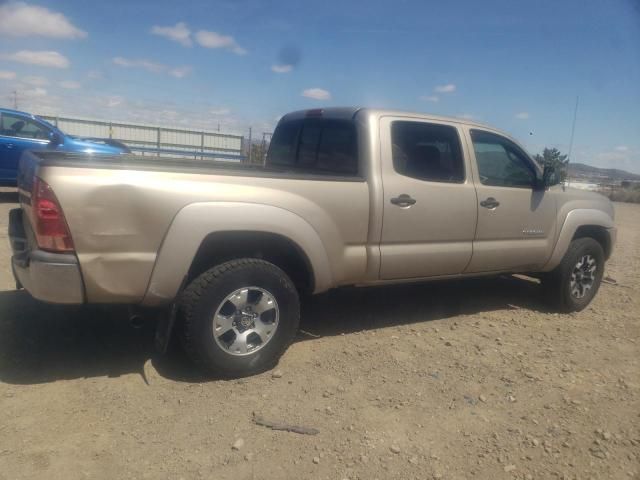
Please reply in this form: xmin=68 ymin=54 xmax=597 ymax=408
xmin=480 ymin=197 xmax=500 ymax=209
xmin=5 ymin=144 xmax=15 ymax=149
xmin=390 ymin=194 xmax=416 ymax=207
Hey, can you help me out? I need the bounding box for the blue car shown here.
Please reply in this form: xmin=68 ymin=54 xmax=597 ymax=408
xmin=0 ymin=108 xmax=130 ymax=185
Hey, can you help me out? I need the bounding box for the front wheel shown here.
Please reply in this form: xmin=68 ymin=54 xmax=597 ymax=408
xmin=179 ymin=259 xmax=300 ymax=378
xmin=543 ymin=237 xmax=604 ymax=312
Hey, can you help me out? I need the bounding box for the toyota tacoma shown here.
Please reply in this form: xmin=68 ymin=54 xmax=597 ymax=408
xmin=9 ymin=107 xmax=616 ymax=377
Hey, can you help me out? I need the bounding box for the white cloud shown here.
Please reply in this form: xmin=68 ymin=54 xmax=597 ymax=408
xmin=0 ymin=77 xmax=277 ymax=135
xmin=23 ymin=87 xmax=47 ymax=97
xmin=59 ymin=80 xmax=81 ymax=89
xmin=271 ymin=64 xmax=293 ymax=73
xmin=106 ymin=95 xmax=124 ymax=108
xmin=615 ymin=145 xmax=629 ymax=152
xmin=151 ymin=22 xmax=191 ymax=47
xmin=434 ymin=84 xmax=456 ymax=93
xmin=1 ymin=50 xmax=70 ymax=68
xmin=419 ymin=95 xmax=439 ymax=102
xmin=194 ymin=30 xmax=247 ymax=55
xmin=23 ymin=75 xmax=49 ymax=86
xmin=515 ymin=112 xmax=530 ymax=120
xmin=0 ymin=2 xmax=86 ymax=39
xmin=113 ymin=57 xmax=191 ymax=78
xmin=0 ymin=70 xmax=17 ymax=80
xmin=113 ymin=56 xmax=164 ymax=73
xmin=168 ymin=66 xmax=192 ymax=78
xmin=301 ymin=88 xmax=331 ymax=100
xmin=86 ymin=70 xmax=103 ymax=80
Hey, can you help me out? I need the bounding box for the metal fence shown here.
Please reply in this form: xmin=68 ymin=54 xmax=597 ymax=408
xmin=39 ymin=115 xmax=245 ymax=161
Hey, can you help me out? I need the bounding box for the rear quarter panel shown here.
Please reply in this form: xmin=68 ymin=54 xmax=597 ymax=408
xmin=38 ymin=164 xmax=370 ymax=303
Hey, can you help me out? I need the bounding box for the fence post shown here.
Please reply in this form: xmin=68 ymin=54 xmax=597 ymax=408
xmin=200 ymin=131 xmax=205 ymax=160
xmin=157 ymin=127 xmax=161 ymax=157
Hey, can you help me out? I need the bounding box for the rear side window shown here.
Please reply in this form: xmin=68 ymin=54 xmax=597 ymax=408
xmin=267 ymin=119 xmax=358 ymax=175
xmin=391 ymin=121 xmax=464 ymax=183
xmin=470 ymin=130 xmax=536 ymax=188
xmin=268 ymin=121 xmax=300 ymax=167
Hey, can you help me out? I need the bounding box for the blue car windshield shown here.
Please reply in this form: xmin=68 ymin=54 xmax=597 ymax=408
xmin=35 ymin=116 xmax=62 ymax=134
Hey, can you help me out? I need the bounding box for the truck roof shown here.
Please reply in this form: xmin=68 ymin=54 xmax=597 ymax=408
xmin=281 ymin=106 xmax=492 ymax=128
xmin=280 ymin=106 xmax=524 ymax=149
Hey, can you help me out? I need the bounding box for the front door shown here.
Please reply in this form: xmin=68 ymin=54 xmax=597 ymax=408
xmin=379 ymin=117 xmax=478 ymax=279
xmin=464 ymin=128 xmax=557 ymax=273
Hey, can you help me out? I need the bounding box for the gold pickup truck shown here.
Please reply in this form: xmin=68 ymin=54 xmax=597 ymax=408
xmin=9 ymin=107 xmax=616 ymax=377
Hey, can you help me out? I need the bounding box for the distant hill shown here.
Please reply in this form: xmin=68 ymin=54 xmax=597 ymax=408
xmin=568 ymin=163 xmax=640 ymax=182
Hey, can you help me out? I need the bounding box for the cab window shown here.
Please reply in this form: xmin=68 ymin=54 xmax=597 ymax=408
xmin=391 ymin=121 xmax=465 ymax=183
xmin=267 ymin=118 xmax=358 ymax=175
xmin=0 ymin=113 xmax=50 ymax=140
xmin=471 ymin=130 xmax=536 ymax=188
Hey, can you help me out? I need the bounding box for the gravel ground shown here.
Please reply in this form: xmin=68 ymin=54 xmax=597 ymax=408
xmin=0 ymin=189 xmax=638 ymax=480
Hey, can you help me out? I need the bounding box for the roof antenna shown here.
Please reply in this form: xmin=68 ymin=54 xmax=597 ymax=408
xmin=566 ymin=95 xmax=579 ymax=188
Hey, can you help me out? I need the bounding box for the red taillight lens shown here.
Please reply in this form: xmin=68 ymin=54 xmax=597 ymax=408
xmin=33 ymin=177 xmax=74 ymax=252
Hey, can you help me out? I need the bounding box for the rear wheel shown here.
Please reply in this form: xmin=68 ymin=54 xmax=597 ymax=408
xmin=180 ymin=258 xmax=300 ymax=377
xmin=543 ymin=237 xmax=604 ymax=312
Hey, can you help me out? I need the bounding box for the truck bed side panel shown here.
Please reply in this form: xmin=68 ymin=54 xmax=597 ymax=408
xmin=37 ymin=164 xmax=370 ymax=303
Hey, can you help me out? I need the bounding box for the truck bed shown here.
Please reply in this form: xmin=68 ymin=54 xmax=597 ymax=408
xmin=23 ymin=151 xmax=364 ymax=182
xmin=17 ymin=149 xmax=372 ymax=305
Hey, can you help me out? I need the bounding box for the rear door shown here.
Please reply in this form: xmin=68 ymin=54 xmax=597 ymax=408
xmin=0 ymin=112 xmax=52 ymax=182
xmin=464 ymin=128 xmax=557 ymax=272
xmin=379 ymin=116 xmax=478 ymax=279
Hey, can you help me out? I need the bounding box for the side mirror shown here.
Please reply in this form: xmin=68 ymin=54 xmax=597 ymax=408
xmin=49 ymin=131 xmax=62 ymax=145
xmin=543 ymin=164 xmax=559 ymax=187
xmin=534 ymin=164 xmax=558 ymax=190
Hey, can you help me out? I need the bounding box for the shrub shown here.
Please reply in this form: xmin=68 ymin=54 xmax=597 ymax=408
xmin=606 ymin=189 xmax=640 ymax=203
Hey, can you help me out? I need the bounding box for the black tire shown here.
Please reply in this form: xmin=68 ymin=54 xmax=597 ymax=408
xmin=543 ymin=237 xmax=604 ymax=312
xmin=179 ymin=258 xmax=300 ymax=378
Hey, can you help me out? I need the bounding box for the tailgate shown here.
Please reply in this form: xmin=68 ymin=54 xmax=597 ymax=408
xmin=17 ymin=150 xmax=37 ymax=211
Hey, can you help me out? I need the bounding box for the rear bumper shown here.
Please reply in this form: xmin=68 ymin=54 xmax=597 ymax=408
xmin=9 ymin=208 xmax=84 ymax=304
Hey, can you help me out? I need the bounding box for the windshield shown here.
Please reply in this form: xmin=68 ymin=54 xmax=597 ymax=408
xmin=34 ymin=115 xmax=63 ymax=134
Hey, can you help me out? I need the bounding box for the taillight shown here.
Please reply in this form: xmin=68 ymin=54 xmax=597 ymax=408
xmin=32 ymin=177 xmax=74 ymax=253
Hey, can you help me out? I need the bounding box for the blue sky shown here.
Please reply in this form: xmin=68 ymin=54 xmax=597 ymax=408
xmin=1 ymin=0 xmax=639 ymax=172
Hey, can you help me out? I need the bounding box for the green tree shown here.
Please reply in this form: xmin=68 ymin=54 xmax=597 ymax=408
xmin=242 ymin=140 xmax=268 ymax=165
xmin=249 ymin=142 xmax=268 ymax=165
xmin=534 ymin=148 xmax=569 ymax=182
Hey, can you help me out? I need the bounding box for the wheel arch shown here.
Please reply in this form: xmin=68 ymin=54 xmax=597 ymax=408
xmin=572 ymin=225 xmax=612 ymax=259
xmin=542 ymin=209 xmax=615 ymax=271
xmin=141 ymin=202 xmax=333 ymax=306
xmin=187 ymin=230 xmax=315 ymax=294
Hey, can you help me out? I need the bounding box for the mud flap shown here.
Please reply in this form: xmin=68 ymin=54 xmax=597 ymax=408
xmin=154 ymin=276 xmax=187 ymax=353
xmin=154 ymin=303 xmax=178 ymax=354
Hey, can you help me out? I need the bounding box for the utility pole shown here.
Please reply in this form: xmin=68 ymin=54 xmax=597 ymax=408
xmin=12 ymin=90 xmax=18 ymax=109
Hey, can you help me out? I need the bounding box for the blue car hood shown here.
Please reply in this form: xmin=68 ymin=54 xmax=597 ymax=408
xmin=64 ymin=135 xmax=129 ymax=154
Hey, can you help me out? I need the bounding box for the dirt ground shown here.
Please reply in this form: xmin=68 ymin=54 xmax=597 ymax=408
xmin=0 ymin=189 xmax=638 ymax=480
